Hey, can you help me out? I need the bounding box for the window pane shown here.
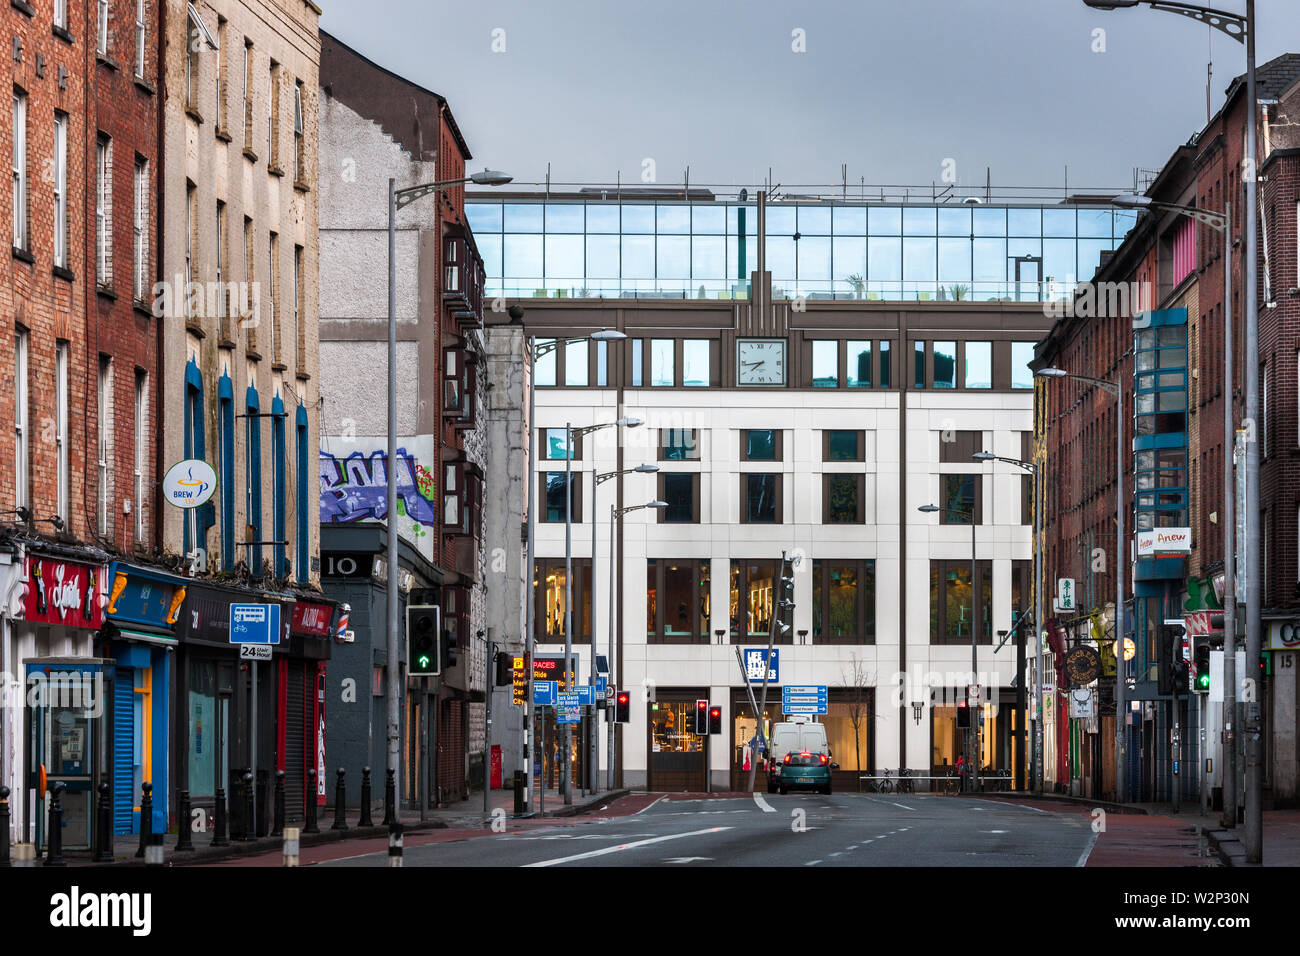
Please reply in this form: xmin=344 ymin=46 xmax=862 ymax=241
xmin=868 ymin=237 xmax=901 ymax=279
xmin=503 ymin=234 xmax=543 ymax=279
xmin=631 ymin=340 xmax=643 ymax=387
xmin=662 ymin=428 xmax=699 ymax=460
xmin=544 ymin=473 xmax=573 ymax=522
xmin=503 ymin=203 xmax=543 ymax=232
xmin=825 ymin=565 xmax=858 ymax=636
xmin=832 ymin=205 xmax=866 ymax=234
xmin=650 ymin=339 xmax=674 ymax=386
xmin=746 ymin=429 xmax=776 ymax=460
xmin=945 ymin=566 xmax=973 ymax=637
xmin=692 ymin=236 xmax=725 ymax=281
xmin=827 ymin=475 xmax=859 ymax=523
xmin=621 ymin=235 xmax=654 ymax=279
xmin=797 ymin=205 xmax=831 ymax=235
xmin=746 ymin=474 xmax=777 ymax=522
xmin=879 ymin=340 xmax=891 ymax=388
xmin=1043 ymin=208 xmax=1075 ymax=238
xmin=646 ymin=561 xmax=657 ymax=639
xmin=797 ymin=236 xmax=832 ymax=284
xmin=812 ymin=340 xmax=838 ymax=387
xmin=1007 ymin=208 xmax=1041 ymax=237
xmin=466 ymin=203 xmax=502 ymax=234
xmin=746 ymin=562 xmax=776 ymax=636
xmin=663 ymin=474 xmax=694 ymax=522
xmin=914 ymin=341 xmax=925 ymax=388
xmin=545 ymin=203 xmax=584 ymax=233
xmin=663 ymin=564 xmax=693 ymax=635
xmin=1078 ymin=208 xmax=1112 ymax=238
xmin=621 ymin=205 xmax=655 ymax=232
xmin=847 ymin=341 xmax=872 ymax=387
xmin=543 ymin=428 xmax=572 ymax=460
xmin=657 ymin=204 xmax=690 ymax=234
xmin=827 ymin=430 xmax=858 ymax=461
xmin=766 ymin=206 xmax=795 ymax=235
xmin=972 ymin=207 xmax=1007 ymax=237
xmin=934 ymin=341 xmax=956 ymax=389
xmin=1011 ymin=342 xmax=1035 ymax=388
xmin=832 ymin=236 xmax=866 ymax=296
xmin=587 ymin=235 xmax=619 ymax=280
xmin=943 ymin=474 xmax=975 ymax=522
xmin=565 ymin=340 xmax=588 ymax=386
xmin=692 ymin=204 xmax=725 ymax=234
xmin=596 ymin=341 xmax=608 ymax=386
xmin=964 ymin=341 xmax=992 ymax=388
xmin=682 ymin=340 xmax=710 ymax=387
xmin=903 ymin=238 xmax=937 ymax=283
xmin=869 ymin=206 xmax=901 ymax=235
xmin=938 ymin=207 xmax=971 ymax=236
xmin=535 ymin=339 xmax=556 ymax=387
xmin=938 ymin=238 xmax=972 ymax=285
xmin=657 ymin=236 xmax=690 ymax=280
xmin=539 ymin=562 xmax=568 ymax=639
xmin=586 ymin=204 xmax=619 ymax=233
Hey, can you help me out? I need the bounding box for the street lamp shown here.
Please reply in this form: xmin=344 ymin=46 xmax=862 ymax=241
xmin=1083 ymin=0 xmax=1260 ymax=863
xmin=608 ymin=499 xmax=669 ymax=789
xmin=521 ymin=329 xmax=627 ymax=810
xmin=973 ymin=451 xmax=1038 ymax=792
xmin=386 ymin=168 xmax=510 ymax=816
xmin=919 ymin=502 xmax=979 ymax=793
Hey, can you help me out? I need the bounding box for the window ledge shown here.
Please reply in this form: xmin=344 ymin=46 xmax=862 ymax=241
xmin=293 ymin=179 xmax=310 ymax=193
xmin=268 ymin=164 xmax=286 ymax=178
xmin=52 ymin=265 xmax=74 ymax=282
xmin=296 ymin=370 xmax=311 ymax=382
xmin=218 ymin=337 xmax=237 ymax=350
xmin=271 ymin=362 xmax=288 ymax=372
xmin=12 ymin=247 xmax=34 ymax=265
xmin=96 ymin=283 xmax=117 ymax=300
xmin=185 ymin=321 xmax=206 ymax=339
xmin=11 ymin=0 xmax=34 ymax=16
xmin=185 ymin=106 xmax=204 ymax=125
xmin=134 ymin=77 xmax=156 ymax=96
xmin=215 ymin=128 xmax=233 ymax=143
xmin=96 ymin=52 xmax=119 ymax=71
xmin=246 ymin=349 xmax=262 ymax=362
xmin=133 ymin=300 xmax=153 ymax=319
xmin=52 ymin=24 xmax=74 ymax=44
xmin=242 ymin=147 xmax=259 ymax=164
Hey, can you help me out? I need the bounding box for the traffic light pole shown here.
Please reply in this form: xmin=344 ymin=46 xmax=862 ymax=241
xmin=485 ymin=638 xmax=493 ymax=814
xmin=608 ymin=504 xmax=617 ymax=791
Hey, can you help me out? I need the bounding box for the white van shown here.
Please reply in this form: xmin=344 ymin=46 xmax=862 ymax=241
xmin=766 ymin=717 xmax=833 ymax=793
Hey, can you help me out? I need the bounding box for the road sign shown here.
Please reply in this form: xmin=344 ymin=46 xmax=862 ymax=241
xmin=533 ymin=680 xmax=557 ymax=707
xmin=229 ymin=604 xmax=281 ymax=644
xmin=573 ymin=686 xmax=595 ymax=706
xmin=968 ymin=684 xmax=982 ymax=702
xmin=742 ymin=648 xmax=779 ymax=683
xmin=557 ymin=706 xmax=581 ymax=724
xmin=595 ymin=676 xmax=608 ymax=695
xmin=782 ymin=684 xmax=827 ymax=715
xmin=605 ymin=685 xmax=615 ymax=701
xmin=239 ymin=644 xmax=272 ymax=661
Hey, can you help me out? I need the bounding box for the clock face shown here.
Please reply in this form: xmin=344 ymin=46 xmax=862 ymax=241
xmin=737 ymin=339 xmax=786 ymax=386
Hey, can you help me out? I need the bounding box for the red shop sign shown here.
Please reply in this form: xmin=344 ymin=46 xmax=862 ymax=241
xmin=292 ymin=601 xmax=334 ymax=638
xmin=22 ymin=556 xmax=105 ymax=629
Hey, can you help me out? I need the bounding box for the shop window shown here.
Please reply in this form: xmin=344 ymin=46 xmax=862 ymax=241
xmin=646 ymin=559 xmax=710 ymax=643
xmin=825 ymin=696 xmax=871 ymax=772
xmin=729 ymin=560 xmax=785 ymax=643
xmin=929 ymin=560 xmax=993 ymax=644
xmin=650 ymin=700 xmax=703 ymax=754
xmin=812 ymin=561 xmax=875 ymax=643
xmin=534 ymin=558 xmax=592 ymax=643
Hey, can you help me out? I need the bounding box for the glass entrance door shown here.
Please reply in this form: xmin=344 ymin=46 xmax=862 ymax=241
xmin=30 ymin=671 xmax=101 ymax=851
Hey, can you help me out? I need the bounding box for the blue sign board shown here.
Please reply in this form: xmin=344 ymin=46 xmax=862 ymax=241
xmin=595 ymin=676 xmax=607 ymax=695
xmin=575 ymin=686 xmax=595 ymax=706
xmin=557 ymin=706 xmax=581 ymax=724
xmin=742 ymin=648 xmax=779 ymax=683
xmin=229 ymin=604 xmax=281 ymax=644
xmin=782 ymin=684 xmax=828 ymax=715
xmin=105 ymin=561 xmax=184 ymax=630
xmin=533 ymin=681 xmax=557 ymax=707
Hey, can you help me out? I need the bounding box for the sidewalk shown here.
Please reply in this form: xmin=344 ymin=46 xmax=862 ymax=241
xmin=45 ymin=785 xmax=628 ymax=866
xmin=1204 ymin=809 xmax=1300 ymax=867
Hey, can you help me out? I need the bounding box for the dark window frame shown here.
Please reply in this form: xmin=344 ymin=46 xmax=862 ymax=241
xmin=646 ymin=558 xmax=711 ymax=644
xmin=740 ymin=428 xmax=783 ymax=462
xmin=740 ymin=473 xmax=782 ymax=524
xmin=533 ymin=557 xmax=593 ymax=643
xmin=728 ymin=559 xmax=790 ymax=645
xmin=823 ymin=473 xmax=865 ymax=524
xmin=812 ymin=559 xmax=876 ymax=645
xmin=541 ymin=470 xmax=582 ymax=523
xmin=929 ymin=559 xmax=994 ymax=645
xmin=939 ymin=473 xmax=982 ymax=524
xmin=539 ymin=427 xmax=582 ymax=462
xmin=823 ymin=429 xmax=864 ymax=462
xmin=657 ymin=472 xmax=700 ymax=523
xmin=939 ymin=430 xmax=982 ymax=463
xmin=658 ymin=427 xmax=700 ymax=461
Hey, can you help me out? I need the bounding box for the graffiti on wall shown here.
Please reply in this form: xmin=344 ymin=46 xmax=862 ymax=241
xmin=320 ymin=436 xmax=439 ymax=560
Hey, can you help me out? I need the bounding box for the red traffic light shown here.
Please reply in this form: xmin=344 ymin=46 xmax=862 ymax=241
xmin=617 ymin=692 xmax=629 ymax=704
xmin=697 ymin=700 xmax=707 ymax=709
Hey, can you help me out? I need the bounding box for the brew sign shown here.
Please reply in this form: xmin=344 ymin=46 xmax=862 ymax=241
xmin=162 ymin=459 xmax=218 ymax=509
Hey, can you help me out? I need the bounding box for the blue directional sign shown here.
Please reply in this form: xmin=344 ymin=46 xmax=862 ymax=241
xmin=533 ymin=680 xmax=557 ymax=707
xmin=556 ymin=705 xmax=581 ymax=724
xmin=782 ymin=684 xmax=828 ymax=715
xmin=557 ymin=692 xmax=581 ymax=709
xmin=229 ymin=604 xmax=281 ymax=644
xmin=595 ymin=676 xmax=608 ymax=696
xmin=743 ymin=648 xmax=779 ymax=683
xmin=575 ymin=686 xmax=595 ymax=706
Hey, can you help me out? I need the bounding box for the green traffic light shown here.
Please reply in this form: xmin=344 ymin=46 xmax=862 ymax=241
xmin=419 ymin=654 xmax=431 ymax=668
xmin=1198 ymin=673 xmax=1210 ymax=689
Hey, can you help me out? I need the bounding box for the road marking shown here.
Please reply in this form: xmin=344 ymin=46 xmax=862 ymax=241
xmin=890 ymin=802 xmax=914 ymax=811
xmin=829 ymin=852 xmax=842 ymax=857
xmin=634 ymin=795 xmax=667 ymax=815
xmin=525 ymin=827 xmax=733 ymax=867
xmin=1075 ymin=830 xmax=1100 ymax=868
xmin=663 ymin=857 xmax=712 ymax=864
xmin=752 ymin=793 xmax=777 ymax=813
xmin=982 ymin=830 xmax=1009 ymax=834
xmin=804 ymin=860 xmax=822 ymax=866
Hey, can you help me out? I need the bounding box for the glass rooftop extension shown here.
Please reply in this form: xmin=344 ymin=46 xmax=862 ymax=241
xmin=466 ymin=194 xmax=1139 ymax=303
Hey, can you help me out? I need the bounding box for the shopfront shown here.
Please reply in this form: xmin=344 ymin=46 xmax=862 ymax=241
xmin=646 ymin=689 xmax=708 ymax=792
xmin=930 ymin=686 xmax=1014 ymax=783
xmin=728 ymin=688 xmax=873 ymax=791
xmin=280 ymin=599 xmax=333 ymax=823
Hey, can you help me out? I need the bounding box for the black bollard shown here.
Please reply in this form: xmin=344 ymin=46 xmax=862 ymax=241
xmin=271 ymin=770 xmax=285 ymax=838
xmin=358 ymin=767 xmax=374 ymax=827
xmin=0 ymin=785 xmax=10 ymax=865
xmin=331 ymin=768 xmax=348 ymax=830
xmin=382 ymin=769 xmax=396 ymax=826
xmin=242 ymin=771 xmax=256 ymax=841
xmin=135 ymin=782 xmax=153 ymax=858
xmin=176 ymin=790 xmax=194 ymax=851
xmin=211 ymin=786 xmax=230 ymax=847
xmin=303 ymin=769 xmax=319 ymax=834
xmin=44 ymin=782 xmax=66 ymax=866
xmin=227 ymin=769 xmax=244 ymax=841
xmin=93 ymin=782 xmax=113 ymax=862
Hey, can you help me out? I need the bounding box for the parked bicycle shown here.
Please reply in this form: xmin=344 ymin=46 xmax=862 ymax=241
xmin=944 ymin=768 xmax=958 ymax=795
xmin=870 ymin=768 xmax=896 ymax=794
xmin=897 ymin=767 xmax=913 ymax=794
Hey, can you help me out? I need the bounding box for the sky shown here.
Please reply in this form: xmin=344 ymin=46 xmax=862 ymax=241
xmin=319 ymin=0 xmax=1300 ymax=196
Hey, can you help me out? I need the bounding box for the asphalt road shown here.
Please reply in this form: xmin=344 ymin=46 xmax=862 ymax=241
xmin=310 ymin=793 xmax=1097 ymax=867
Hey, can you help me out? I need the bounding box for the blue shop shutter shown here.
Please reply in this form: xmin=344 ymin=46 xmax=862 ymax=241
xmin=113 ymin=668 xmax=135 ymax=834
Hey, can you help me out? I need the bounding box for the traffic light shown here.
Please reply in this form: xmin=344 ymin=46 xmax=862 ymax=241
xmin=494 ymin=651 xmax=512 ymax=686
xmin=708 ymin=705 xmax=722 ymax=735
xmin=615 ymin=691 xmax=630 ymax=723
xmin=407 ymin=605 xmax=440 ymax=675
xmin=694 ymin=699 xmax=709 ymax=735
xmin=956 ymin=699 xmax=972 ymax=729
xmin=440 ymin=630 xmax=457 ymax=671
xmin=1194 ymin=640 xmax=1211 ymax=693
xmin=1157 ymin=623 xmax=1185 ymax=696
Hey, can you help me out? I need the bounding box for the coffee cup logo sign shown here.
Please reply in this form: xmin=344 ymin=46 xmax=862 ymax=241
xmin=23 ymin=557 xmax=104 ymax=628
xmin=162 ymin=459 xmax=218 ymax=510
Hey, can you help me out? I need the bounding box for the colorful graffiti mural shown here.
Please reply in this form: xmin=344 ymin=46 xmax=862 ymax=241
xmin=320 ymin=445 xmax=438 ymax=525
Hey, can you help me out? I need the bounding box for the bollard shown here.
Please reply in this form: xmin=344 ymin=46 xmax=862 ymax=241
xmin=282 ymin=826 xmax=300 ymax=867
xmin=243 ymin=771 xmax=256 ymax=841
xmin=271 ymin=770 xmax=285 ymax=838
xmin=145 ymin=831 xmax=164 ymax=867
xmin=0 ymin=785 xmax=9 ymax=865
xmin=176 ymin=790 xmax=194 ymax=851
xmin=358 ymin=767 xmax=374 ymax=827
xmin=212 ymin=786 xmax=230 ymax=846
xmin=303 ymin=769 xmax=319 ymax=834
xmin=388 ymin=821 xmax=403 ymax=867
xmin=45 ymin=782 xmax=66 ymax=866
xmin=227 ymin=769 xmax=245 ymax=841
xmin=382 ymin=769 xmax=396 ymax=826
xmin=93 ymin=782 xmax=114 ymax=862
xmin=11 ymin=843 xmax=36 ymax=867
xmin=513 ymin=770 xmax=526 ymax=815
xmin=135 ymin=782 xmax=153 ymax=858
xmin=331 ymin=769 xmax=348 ymax=830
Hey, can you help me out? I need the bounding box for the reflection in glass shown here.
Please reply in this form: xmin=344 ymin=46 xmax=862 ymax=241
xmin=879 ymin=340 xmax=891 ymax=388
xmin=827 ymin=430 xmax=858 ymax=461
xmin=1011 ymin=342 xmax=1035 ymax=388
xmin=798 ymin=205 xmax=831 ymax=235
xmin=587 ymin=235 xmax=619 ymax=279
xmin=545 ymin=203 xmax=584 ymax=233
xmin=938 ymin=207 xmax=971 ymax=237
xmin=657 ymin=204 xmax=690 ymax=234
xmin=868 ymin=237 xmax=902 ymax=280
xmin=973 ymin=207 xmax=1007 ymax=236
xmin=621 ymin=236 xmax=654 ymax=279
xmin=657 ymin=236 xmax=690 ymax=280
xmin=663 ymin=474 xmax=694 ymax=522
xmin=820 ymin=564 xmax=859 ymax=637
xmin=847 ymin=341 xmax=872 ymax=387
xmin=943 ymin=474 xmax=975 ymax=520
xmin=692 ymin=236 xmax=725 ymax=280
xmin=934 ymin=341 xmax=956 ymax=388
xmin=662 ymin=428 xmax=699 ymax=460
xmin=827 ymin=475 xmax=859 ymax=523
xmin=504 ymin=203 xmax=543 ymax=232
xmin=766 ymin=206 xmax=796 ymax=234
xmin=479 ymin=234 xmax=502 ymax=280
xmin=682 ymin=340 xmax=710 ymax=387
xmin=1007 ymin=208 xmax=1041 ymax=237
xmin=746 ymin=474 xmax=777 ymax=522
xmin=543 ymin=427 xmax=572 ymax=460
xmin=621 ymin=205 xmax=655 ymax=232
xmin=938 ymin=239 xmax=972 ymax=285
xmin=766 ymin=237 xmax=796 ymax=285
xmin=544 ymin=473 xmax=574 ymax=522
xmin=903 ymin=206 xmax=936 ymax=236
xmin=746 ymin=429 xmax=777 ymax=460
xmin=832 ymin=237 xmax=866 ymax=295
xmin=466 ymin=203 xmax=501 ymax=233
xmin=691 ymin=204 xmax=725 ymax=234
xmin=535 ymin=339 xmax=556 ymax=387
xmin=586 ymin=204 xmax=620 ymax=233
xmin=651 ymin=339 xmax=674 ymax=386
xmin=503 ymin=234 xmax=543 ymax=279
xmin=914 ymin=341 xmax=925 ymax=388
xmin=798 ymin=237 xmax=832 ymax=284
xmin=904 ymin=238 xmax=937 ymax=284
xmin=833 ymin=205 xmax=866 ymax=234
xmin=964 ymin=341 xmax=992 ymax=388
xmin=564 ymin=340 xmax=587 ymax=386
xmin=1078 ymin=208 xmax=1113 ymax=238
xmin=812 ymin=340 xmax=838 ymax=387
xmin=1043 ymin=208 xmax=1075 ymax=238
xmin=631 ymin=339 xmax=643 ymax=387
xmin=869 ymin=206 xmax=901 ymax=234
xmin=595 ymin=341 xmax=608 ymax=387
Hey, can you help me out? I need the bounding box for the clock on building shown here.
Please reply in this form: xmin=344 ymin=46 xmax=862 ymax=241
xmin=736 ymin=339 xmax=786 ymax=386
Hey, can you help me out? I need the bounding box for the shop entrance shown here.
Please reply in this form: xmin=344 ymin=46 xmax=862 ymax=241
xmin=646 ymin=691 xmax=707 ymax=792
xmin=931 ymin=687 xmax=1013 ymax=784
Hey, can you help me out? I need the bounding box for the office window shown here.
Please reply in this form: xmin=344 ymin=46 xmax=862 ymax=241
xmin=53 ymin=113 xmax=67 ymax=266
xmin=96 ymin=137 xmax=112 ymax=285
xmin=13 ymin=93 xmax=25 ymax=250
xmin=595 ymin=340 xmax=608 ymax=386
xmin=934 ymin=341 xmax=957 ymax=388
xmin=293 ymin=81 xmax=305 ymax=181
xmin=880 ymin=340 xmax=892 ymax=388
xmin=296 ymin=405 xmax=309 ymax=583
xmin=940 ymin=474 xmax=980 ymax=524
xmin=631 ymin=339 xmax=643 ymax=386
xmin=97 ymin=0 xmax=109 ymax=55
xmin=534 ymin=338 xmax=556 ymax=387
xmin=14 ymin=331 xmax=28 ymax=508
xmin=742 ymin=474 xmax=780 ymax=523
xmin=660 ymin=428 xmax=699 ymax=461
xmin=812 ymin=340 xmax=838 ymax=387
xmin=728 ymin=561 xmax=784 ymax=643
xmin=56 ymin=344 xmax=69 ymax=523
xmin=1011 ymin=342 xmax=1036 ymax=388
xmin=813 ymin=561 xmax=875 ymax=643
xmin=964 ymin=341 xmax=992 ymax=388
xmin=929 ymin=560 xmax=993 ymax=644
xmin=133 ymin=159 xmax=148 ymax=301
xmin=914 ymin=341 xmax=926 ymax=388
xmin=542 ymin=472 xmax=579 ymax=523
xmin=658 ymin=473 xmax=700 ymax=523
xmin=650 ymin=339 xmax=674 ymax=386
xmin=939 ymin=430 xmax=982 ymax=463
xmin=824 ymin=430 xmax=862 ymax=461
xmin=742 ymin=429 xmax=780 ymax=461
xmin=97 ymin=356 xmax=112 ymax=535
xmin=824 ymin=474 xmax=864 ymax=524
xmin=540 ymin=427 xmax=577 ymax=461
xmin=135 ymin=371 xmax=149 ymax=544
xmin=242 ymin=40 xmax=254 ymax=153
xmin=534 ymin=558 xmax=592 ymax=642
xmin=683 ymin=340 xmax=710 ymax=386
xmin=564 ymin=340 xmax=587 ymax=386
xmin=847 ymin=341 xmax=872 ymax=387
xmin=646 ymin=559 xmax=710 ymax=643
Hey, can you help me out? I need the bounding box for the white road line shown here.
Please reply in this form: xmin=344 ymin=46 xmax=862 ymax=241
xmin=804 ymin=860 xmax=822 ymax=866
xmin=1075 ymin=830 xmax=1100 ymax=868
xmin=828 ymin=852 xmax=841 ymax=857
xmin=752 ymin=793 xmax=777 ymax=813
xmin=524 ymin=827 xmax=733 ymax=867
xmin=634 ymin=795 xmax=667 ymax=815
xmin=891 ymin=802 xmax=915 ymax=811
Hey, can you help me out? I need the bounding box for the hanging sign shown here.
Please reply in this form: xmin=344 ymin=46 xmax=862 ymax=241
xmin=162 ymin=459 xmax=218 ymax=509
